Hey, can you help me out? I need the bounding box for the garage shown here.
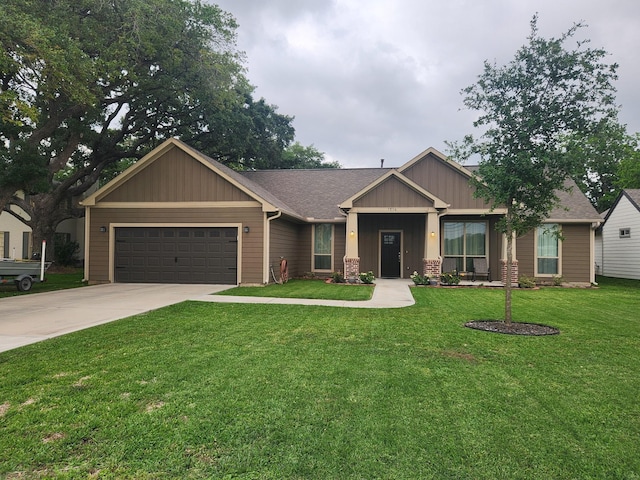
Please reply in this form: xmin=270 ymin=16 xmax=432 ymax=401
xmin=114 ymin=227 xmax=238 ymax=284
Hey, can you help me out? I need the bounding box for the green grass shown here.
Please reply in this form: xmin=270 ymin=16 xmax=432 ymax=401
xmin=217 ymin=278 xmax=374 ymax=301
xmin=0 ymin=277 xmax=639 ymax=478
xmin=0 ymin=269 xmax=85 ymax=298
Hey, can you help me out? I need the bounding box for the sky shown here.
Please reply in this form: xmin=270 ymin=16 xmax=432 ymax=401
xmin=211 ymin=0 xmax=640 ymax=169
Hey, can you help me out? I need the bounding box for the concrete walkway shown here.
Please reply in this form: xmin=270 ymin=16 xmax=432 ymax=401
xmin=195 ymin=278 xmax=416 ymax=309
xmin=0 ymin=279 xmax=415 ymax=353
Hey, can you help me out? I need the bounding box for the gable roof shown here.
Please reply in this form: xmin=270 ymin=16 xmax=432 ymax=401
xmin=603 ymin=189 xmax=640 ymax=222
xmin=82 ymin=138 xmax=600 ymax=224
xmin=547 ymin=179 xmax=602 ymax=222
xmin=82 ymin=138 xmax=303 ymax=218
xmin=337 ymin=169 xmax=449 ymax=210
xmin=464 ymin=167 xmax=601 ymax=222
xmin=242 ymin=168 xmax=389 ymax=220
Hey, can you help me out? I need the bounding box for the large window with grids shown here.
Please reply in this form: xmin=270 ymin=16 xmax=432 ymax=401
xmin=313 ymin=224 xmax=333 ymax=271
xmin=443 ymin=222 xmax=487 ymax=272
xmin=536 ymin=224 xmax=561 ymax=275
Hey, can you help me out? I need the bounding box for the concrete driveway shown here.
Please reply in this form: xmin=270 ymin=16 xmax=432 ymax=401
xmin=0 ymin=283 xmax=230 ymax=353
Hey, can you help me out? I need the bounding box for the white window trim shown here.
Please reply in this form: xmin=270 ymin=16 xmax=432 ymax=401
xmin=619 ymin=228 xmax=631 ymax=238
xmin=311 ymin=223 xmax=334 ymax=272
xmin=534 ymin=224 xmax=562 ymax=277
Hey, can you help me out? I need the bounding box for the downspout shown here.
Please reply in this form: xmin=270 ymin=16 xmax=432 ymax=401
xmin=591 ymin=221 xmax=601 ymax=285
xmin=83 ymin=206 xmax=91 ymax=282
xmin=263 ymin=211 xmax=282 ymax=284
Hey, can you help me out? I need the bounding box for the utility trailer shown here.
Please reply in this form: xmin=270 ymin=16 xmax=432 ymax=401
xmin=0 ymin=259 xmax=52 ymax=292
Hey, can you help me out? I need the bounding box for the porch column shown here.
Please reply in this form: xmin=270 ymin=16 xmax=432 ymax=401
xmin=500 ymin=232 xmax=519 ymax=286
xmin=344 ymin=211 xmax=360 ymax=278
xmin=422 ymin=211 xmax=441 ymax=277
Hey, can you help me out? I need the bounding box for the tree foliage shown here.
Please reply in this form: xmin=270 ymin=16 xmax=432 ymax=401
xmin=0 ymin=0 xmax=301 ymax=252
xmin=564 ymin=120 xmax=640 ymax=212
xmin=451 ymin=15 xmax=619 ymax=323
xmin=280 ymin=143 xmax=341 ymax=169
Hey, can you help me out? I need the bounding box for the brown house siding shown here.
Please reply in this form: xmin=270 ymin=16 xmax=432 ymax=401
xmin=269 ymin=218 xmax=304 ymax=281
xmin=560 ymin=224 xmax=592 ymax=282
xmin=517 ymin=232 xmax=535 ymax=279
xmin=517 ymin=224 xmax=592 ymax=283
xmin=354 ymin=176 xmax=435 ymax=208
xmin=102 ymin=148 xmax=253 ymax=203
xmin=402 ymin=153 xmax=491 ymax=209
xmin=87 ymin=207 xmax=264 ymax=284
xmin=358 ymin=213 xmax=426 ymax=278
xmin=333 ymin=224 xmax=346 ymax=273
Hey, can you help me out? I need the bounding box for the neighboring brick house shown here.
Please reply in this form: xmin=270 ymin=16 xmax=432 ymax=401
xmin=81 ymin=138 xmax=601 ymax=285
xmin=595 ymin=189 xmax=640 ymax=280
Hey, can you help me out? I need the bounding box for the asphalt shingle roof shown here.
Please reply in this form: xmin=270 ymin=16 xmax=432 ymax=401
xmin=242 ymin=168 xmax=390 ymax=220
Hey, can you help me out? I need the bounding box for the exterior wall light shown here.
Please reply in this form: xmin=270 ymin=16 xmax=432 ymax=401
xmin=350 ymin=230 xmax=355 ymax=237
xmin=430 ymin=231 xmax=436 ymax=237
xmin=243 ymin=226 xmax=250 ymax=233
xmin=100 ymin=226 xmax=107 ymax=233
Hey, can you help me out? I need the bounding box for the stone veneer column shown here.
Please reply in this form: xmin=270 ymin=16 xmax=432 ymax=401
xmin=500 ymin=259 xmax=519 ymax=286
xmin=423 ymin=258 xmax=441 ymax=277
xmin=344 ymin=257 xmax=360 ymax=279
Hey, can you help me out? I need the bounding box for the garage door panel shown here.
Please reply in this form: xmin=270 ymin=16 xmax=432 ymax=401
xmin=115 ymin=227 xmax=237 ymax=284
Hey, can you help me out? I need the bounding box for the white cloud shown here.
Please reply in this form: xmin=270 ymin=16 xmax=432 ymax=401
xmin=212 ymin=0 xmax=640 ymax=167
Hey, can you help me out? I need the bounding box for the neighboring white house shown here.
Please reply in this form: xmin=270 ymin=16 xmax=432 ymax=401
xmin=597 ymin=189 xmax=640 ymax=280
xmin=0 ymin=201 xmax=85 ymax=260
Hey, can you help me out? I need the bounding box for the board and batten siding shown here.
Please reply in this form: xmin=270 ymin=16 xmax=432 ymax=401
xmin=601 ymin=196 xmax=640 ymax=279
xmin=101 ymin=148 xmax=253 ymax=203
xmin=353 ymin=176 xmax=435 ymax=208
xmin=401 ymin=153 xmax=492 ymax=210
xmin=87 ymin=207 xmax=264 ymax=284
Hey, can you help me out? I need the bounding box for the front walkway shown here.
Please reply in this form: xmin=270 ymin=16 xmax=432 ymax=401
xmin=194 ymin=278 xmax=416 ymax=309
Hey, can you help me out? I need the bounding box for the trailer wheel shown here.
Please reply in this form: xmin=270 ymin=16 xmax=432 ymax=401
xmin=16 ymin=276 xmax=33 ymax=292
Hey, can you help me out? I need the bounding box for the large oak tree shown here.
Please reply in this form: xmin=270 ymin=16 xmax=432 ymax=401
xmin=452 ymin=15 xmax=619 ymax=324
xmin=0 ymin=0 xmax=297 ymax=256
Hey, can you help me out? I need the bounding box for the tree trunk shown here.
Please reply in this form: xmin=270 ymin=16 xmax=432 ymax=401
xmin=505 ymin=229 xmax=513 ymax=325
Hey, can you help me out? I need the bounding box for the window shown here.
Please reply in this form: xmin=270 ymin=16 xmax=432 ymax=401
xmin=620 ymin=228 xmax=631 ymax=238
xmin=313 ymin=224 xmax=333 ymax=271
xmin=443 ymin=222 xmax=487 ymax=272
xmin=536 ymin=224 xmax=560 ymax=275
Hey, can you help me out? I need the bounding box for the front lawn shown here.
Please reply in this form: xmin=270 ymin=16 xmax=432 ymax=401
xmin=217 ymin=278 xmax=374 ymax=301
xmin=0 ymin=277 xmax=638 ymax=478
xmin=0 ymin=269 xmax=85 ymax=298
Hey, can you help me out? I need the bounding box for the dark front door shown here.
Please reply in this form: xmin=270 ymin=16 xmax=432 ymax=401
xmin=380 ymin=232 xmax=401 ymax=278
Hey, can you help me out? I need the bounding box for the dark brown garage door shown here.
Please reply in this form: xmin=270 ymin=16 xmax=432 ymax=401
xmin=115 ymin=227 xmax=237 ymax=284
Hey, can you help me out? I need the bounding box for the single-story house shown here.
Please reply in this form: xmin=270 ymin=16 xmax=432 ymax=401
xmin=595 ymin=189 xmax=640 ymax=280
xmin=81 ymin=138 xmax=602 ymax=285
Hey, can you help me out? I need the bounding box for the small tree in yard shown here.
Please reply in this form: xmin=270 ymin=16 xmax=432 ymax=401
xmin=451 ymin=15 xmax=619 ymax=324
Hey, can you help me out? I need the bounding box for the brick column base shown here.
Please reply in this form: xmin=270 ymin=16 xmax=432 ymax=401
xmin=423 ymin=258 xmax=441 ymax=277
xmin=344 ymin=257 xmax=360 ymax=279
xmin=500 ymin=259 xmax=519 ymax=286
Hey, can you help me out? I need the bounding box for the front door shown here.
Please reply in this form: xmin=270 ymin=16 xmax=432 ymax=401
xmin=380 ymin=231 xmax=401 ymax=278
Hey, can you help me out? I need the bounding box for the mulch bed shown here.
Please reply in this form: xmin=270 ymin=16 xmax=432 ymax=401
xmin=465 ymin=320 xmax=560 ymax=336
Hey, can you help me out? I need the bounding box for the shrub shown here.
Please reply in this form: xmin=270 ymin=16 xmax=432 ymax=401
xmin=519 ymin=275 xmax=536 ymax=288
xmin=552 ymin=275 xmax=564 ymax=286
xmin=410 ymin=271 xmax=429 ymax=285
xmin=440 ymin=272 xmax=461 ymax=285
xmin=358 ymin=271 xmax=375 ymax=284
xmin=54 ymin=240 xmax=79 ymax=266
xmin=331 ymin=271 xmax=345 ymax=283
